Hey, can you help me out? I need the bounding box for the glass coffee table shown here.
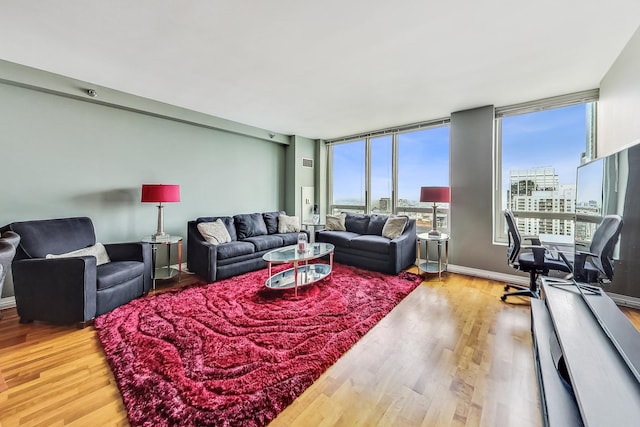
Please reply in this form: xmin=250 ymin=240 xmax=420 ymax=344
xmin=262 ymin=243 xmax=334 ymax=295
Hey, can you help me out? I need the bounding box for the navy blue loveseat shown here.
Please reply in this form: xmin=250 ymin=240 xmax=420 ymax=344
xmin=316 ymin=213 xmax=416 ymax=275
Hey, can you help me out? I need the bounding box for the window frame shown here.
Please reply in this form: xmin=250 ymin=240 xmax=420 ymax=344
xmin=327 ymin=119 xmax=450 ymax=225
xmin=493 ymin=90 xmax=599 ymax=244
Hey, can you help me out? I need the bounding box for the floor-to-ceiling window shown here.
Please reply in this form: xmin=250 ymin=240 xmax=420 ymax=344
xmin=330 ymin=139 xmax=366 ymax=213
xmin=370 ymin=135 xmax=393 ymax=214
xmin=494 ymin=90 xmax=598 ymax=243
xmin=397 ymin=127 xmax=450 ymax=233
xmin=329 ymin=121 xmax=450 ymax=233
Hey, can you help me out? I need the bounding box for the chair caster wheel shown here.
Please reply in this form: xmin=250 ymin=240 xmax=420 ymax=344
xmin=500 ymin=295 xmax=507 ymax=302
xmin=504 ymin=284 xmax=510 ymax=291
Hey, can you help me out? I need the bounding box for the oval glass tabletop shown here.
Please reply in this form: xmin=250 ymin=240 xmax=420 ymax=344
xmin=263 ymin=243 xmax=334 ymax=263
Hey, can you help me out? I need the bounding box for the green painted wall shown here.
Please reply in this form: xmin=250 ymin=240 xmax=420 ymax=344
xmin=284 ymin=135 xmax=317 ymax=218
xmin=0 ymin=63 xmax=301 ymax=299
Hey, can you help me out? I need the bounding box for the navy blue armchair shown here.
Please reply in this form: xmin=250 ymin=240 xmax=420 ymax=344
xmin=9 ymin=217 xmax=151 ymax=325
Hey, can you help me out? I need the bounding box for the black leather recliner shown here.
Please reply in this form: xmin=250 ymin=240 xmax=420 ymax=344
xmin=9 ymin=217 xmax=151 ymax=325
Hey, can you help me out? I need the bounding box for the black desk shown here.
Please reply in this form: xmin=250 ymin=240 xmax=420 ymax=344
xmin=531 ymin=277 xmax=640 ymax=426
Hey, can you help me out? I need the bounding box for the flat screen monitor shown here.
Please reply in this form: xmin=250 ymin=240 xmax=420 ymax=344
xmin=574 ymin=141 xmax=640 ymax=293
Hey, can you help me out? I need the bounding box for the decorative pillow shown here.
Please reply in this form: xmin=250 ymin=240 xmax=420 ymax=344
xmin=234 ymin=213 xmax=268 ymax=240
xmin=325 ymin=213 xmax=347 ymax=231
xmin=278 ymin=214 xmax=300 ymax=233
xmin=382 ymin=215 xmax=409 ymax=239
xmin=345 ymin=213 xmax=370 ymax=234
xmin=262 ymin=211 xmax=284 ymax=234
xmin=196 ymin=216 xmax=237 ymax=241
xmin=197 ymin=219 xmax=232 ymax=245
xmin=367 ymin=214 xmax=389 ymax=235
xmin=46 ymin=242 xmax=111 ymax=265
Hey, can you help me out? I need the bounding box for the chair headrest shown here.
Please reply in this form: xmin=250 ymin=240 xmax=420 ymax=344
xmin=9 ymin=217 xmax=96 ymax=260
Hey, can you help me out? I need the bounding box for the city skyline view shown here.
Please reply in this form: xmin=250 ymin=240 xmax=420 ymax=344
xmin=501 ymin=103 xmax=590 ymax=196
xmin=330 ymin=102 xmax=592 ymax=238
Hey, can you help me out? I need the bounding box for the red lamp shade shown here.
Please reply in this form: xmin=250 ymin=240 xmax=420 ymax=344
xmin=420 ymin=186 xmax=450 ymax=203
xmin=141 ymin=184 xmax=180 ymax=203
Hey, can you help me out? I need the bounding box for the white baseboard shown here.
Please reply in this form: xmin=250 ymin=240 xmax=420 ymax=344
xmin=447 ymin=264 xmax=529 ymax=286
xmin=0 ymin=296 xmax=16 ymax=310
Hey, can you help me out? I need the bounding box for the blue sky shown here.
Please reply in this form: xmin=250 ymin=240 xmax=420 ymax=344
xmin=332 ymin=127 xmax=449 ymax=203
xmin=502 ymin=104 xmax=588 ymax=188
xmin=332 ymin=103 xmax=589 ymax=204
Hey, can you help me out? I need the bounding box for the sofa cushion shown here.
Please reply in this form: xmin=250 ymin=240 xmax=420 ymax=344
xmin=197 ymin=219 xmax=232 ymax=245
xmin=96 ymin=260 xmax=144 ymax=290
xmin=197 ymin=216 xmax=237 ymax=241
xmin=278 ymin=214 xmax=300 ymax=233
xmin=234 ymin=213 xmax=268 ymax=240
xmin=382 ymin=215 xmax=409 ymax=239
xmin=243 ymin=235 xmax=284 ymax=252
xmin=262 ymin=211 xmax=284 ymax=234
xmin=46 ymin=242 xmax=111 ymax=266
xmin=345 ymin=213 xmax=370 ymax=234
xmin=273 ymin=233 xmax=300 ymax=246
xmin=216 ymin=241 xmax=255 ymax=260
xmin=349 ymin=235 xmax=391 ymax=255
xmin=316 ymin=230 xmax=360 ymax=248
xmin=325 ymin=213 xmax=346 ymax=231
xmin=366 ymin=214 xmax=389 ymax=235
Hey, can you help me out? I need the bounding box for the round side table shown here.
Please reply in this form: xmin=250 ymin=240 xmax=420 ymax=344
xmin=416 ymin=232 xmax=449 ymax=280
xmin=141 ymin=235 xmax=183 ymax=289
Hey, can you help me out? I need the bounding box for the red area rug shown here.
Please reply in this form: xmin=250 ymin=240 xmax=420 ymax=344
xmin=95 ymin=263 xmax=422 ymax=427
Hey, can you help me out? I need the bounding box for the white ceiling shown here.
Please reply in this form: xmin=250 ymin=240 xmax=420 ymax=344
xmin=1 ymin=1 xmax=639 ymax=140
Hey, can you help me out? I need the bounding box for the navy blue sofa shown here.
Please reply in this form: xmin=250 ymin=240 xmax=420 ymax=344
xmin=187 ymin=212 xmax=308 ymax=283
xmin=315 ymin=213 xmax=416 ymax=275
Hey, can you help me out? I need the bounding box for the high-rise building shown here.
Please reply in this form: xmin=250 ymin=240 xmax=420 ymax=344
xmin=507 ymin=167 xmax=575 ymax=236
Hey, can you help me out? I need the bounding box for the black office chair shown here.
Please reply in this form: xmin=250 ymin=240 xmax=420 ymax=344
xmin=573 ymin=215 xmax=623 ymax=284
xmin=502 ymin=209 xmax=572 ymax=301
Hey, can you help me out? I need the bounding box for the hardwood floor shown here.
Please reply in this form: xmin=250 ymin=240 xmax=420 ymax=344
xmin=1 ymin=271 xmax=639 ymax=426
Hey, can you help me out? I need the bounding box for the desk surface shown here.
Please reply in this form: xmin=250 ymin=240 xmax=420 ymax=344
xmin=542 ymin=279 xmax=640 ymax=426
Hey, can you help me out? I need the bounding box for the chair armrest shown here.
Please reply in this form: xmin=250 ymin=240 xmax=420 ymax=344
xmin=104 ymin=242 xmax=147 ymax=261
xmin=104 ymin=242 xmax=152 ymax=292
xmin=12 ymin=257 xmax=97 ymax=323
xmin=573 ymin=250 xmax=602 ymax=283
xmin=522 ymin=235 xmax=541 ymax=245
xmin=522 ymin=244 xmax=547 ymax=265
xmin=575 ymin=250 xmax=598 ymax=259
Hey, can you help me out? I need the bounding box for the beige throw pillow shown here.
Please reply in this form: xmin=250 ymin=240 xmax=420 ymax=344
xmin=46 ymin=242 xmax=111 ymax=266
xmin=325 ymin=213 xmax=346 ymax=231
xmin=382 ymin=216 xmax=408 ymax=239
xmin=198 ymin=219 xmax=232 ymax=245
xmin=278 ymin=214 xmax=300 ymax=233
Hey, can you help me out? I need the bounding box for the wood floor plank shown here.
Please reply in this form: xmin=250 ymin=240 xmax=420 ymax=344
xmin=1 ymin=271 xmax=639 ymax=426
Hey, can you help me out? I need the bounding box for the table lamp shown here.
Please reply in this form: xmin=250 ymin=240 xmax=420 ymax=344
xmin=420 ymin=186 xmax=450 ymax=236
xmin=141 ymin=184 xmax=180 ymax=239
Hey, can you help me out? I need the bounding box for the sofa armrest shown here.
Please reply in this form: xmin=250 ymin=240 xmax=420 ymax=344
xmin=104 ymin=242 xmax=152 ymax=292
xmin=187 ymin=223 xmax=219 ymax=282
xmin=388 ymin=219 xmax=417 ymax=274
xmin=12 ymin=257 xmax=97 ymax=323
